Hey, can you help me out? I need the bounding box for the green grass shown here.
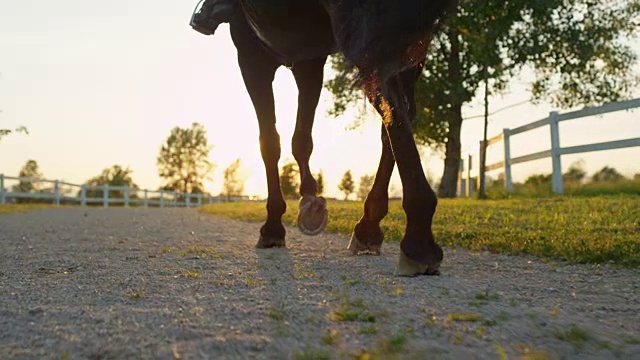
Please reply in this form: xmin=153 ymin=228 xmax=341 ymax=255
xmin=200 ymin=195 xmax=640 ymax=266
xmin=553 ymin=325 xmax=591 ymax=348
xmin=328 ymin=297 xmax=376 ymax=323
xmin=0 ymin=204 xmax=60 ymax=214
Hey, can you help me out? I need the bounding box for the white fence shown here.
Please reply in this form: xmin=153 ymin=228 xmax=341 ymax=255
xmin=459 ymin=97 xmax=640 ymax=196
xmin=0 ymin=174 xmax=251 ymax=207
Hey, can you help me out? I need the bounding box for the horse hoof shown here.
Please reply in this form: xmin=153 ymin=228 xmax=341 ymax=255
xmin=347 ymin=232 xmax=381 ymax=255
xmin=297 ymin=196 xmax=328 ymax=236
xmin=256 ymin=235 xmax=286 ymax=249
xmin=394 ymin=251 xmax=440 ymax=277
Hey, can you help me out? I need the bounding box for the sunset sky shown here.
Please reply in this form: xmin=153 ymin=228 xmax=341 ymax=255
xmin=1 ymin=1 xmax=639 ymax=199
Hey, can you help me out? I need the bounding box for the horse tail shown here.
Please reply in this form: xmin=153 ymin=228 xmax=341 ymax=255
xmin=329 ymin=0 xmax=458 ymax=86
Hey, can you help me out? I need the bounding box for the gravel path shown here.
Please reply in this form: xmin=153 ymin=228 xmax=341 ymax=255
xmin=1 ymin=208 xmax=639 ymax=360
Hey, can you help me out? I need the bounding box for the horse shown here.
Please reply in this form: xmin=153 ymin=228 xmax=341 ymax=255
xmin=195 ymin=0 xmax=457 ymax=276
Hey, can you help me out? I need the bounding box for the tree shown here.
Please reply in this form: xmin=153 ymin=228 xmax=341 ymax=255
xmin=357 ymin=174 xmax=375 ymax=201
xmin=592 ymin=166 xmax=625 ymax=183
xmin=222 ymin=158 xmax=245 ymax=198
xmin=157 ymin=122 xmax=214 ymax=194
xmin=83 ymin=165 xmax=138 ymax=199
xmin=563 ymin=160 xmax=587 ymax=184
xmin=524 ymin=173 xmax=552 ymax=186
xmin=316 ymin=169 xmax=325 ymax=195
xmin=338 ymin=170 xmax=355 ymax=200
xmin=14 ymin=160 xmax=44 ymax=194
xmin=326 ymin=0 xmax=640 ymax=197
xmin=280 ymin=161 xmax=299 ymax=199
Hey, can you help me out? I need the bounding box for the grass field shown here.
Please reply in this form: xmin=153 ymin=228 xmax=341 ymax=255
xmin=201 ymin=196 xmax=640 ymax=267
xmin=0 ymin=204 xmax=58 ymax=215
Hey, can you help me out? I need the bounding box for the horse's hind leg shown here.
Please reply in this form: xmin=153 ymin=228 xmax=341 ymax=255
xmin=238 ymin=54 xmax=287 ymax=248
xmin=291 ymin=57 xmax=329 ymax=236
xmin=349 ymin=67 xmax=421 ymax=255
xmin=378 ymin=74 xmax=442 ymax=276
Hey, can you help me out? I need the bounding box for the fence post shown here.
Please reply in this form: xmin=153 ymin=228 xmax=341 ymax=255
xmin=208 ymin=195 xmax=212 ymax=204
xmin=144 ymin=190 xmax=148 ymax=208
xmin=503 ymin=128 xmax=513 ymax=193
xmin=81 ymin=185 xmax=87 ymax=207
xmin=174 ymin=191 xmax=178 ymax=207
xmin=54 ymin=180 xmax=61 ymax=205
xmin=466 ymin=153 xmax=474 ymax=197
xmin=103 ymin=184 xmax=109 ymax=208
xmin=458 ymin=158 xmax=466 ymax=197
xmin=124 ymin=186 xmax=130 ymax=208
xmin=160 ymin=190 xmax=164 ymax=208
xmin=0 ymin=174 xmax=5 ymax=204
xmin=186 ymin=193 xmax=191 ymax=208
xmin=197 ymin=194 xmax=202 ymax=207
xmin=549 ymin=111 xmax=563 ymax=194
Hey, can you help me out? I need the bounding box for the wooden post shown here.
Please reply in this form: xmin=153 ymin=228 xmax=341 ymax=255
xmin=124 ymin=186 xmax=130 ymax=208
xmin=81 ymin=185 xmax=87 ymax=207
xmin=160 ymin=190 xmax=164 ymax=208
xmin=503 ymin=128 xmax=513 ymax=193
xmin=54 ymin=180 xmax=61 ymax=205
xmin=144 ymin=190 xmax=148 ymax=208
xmin=549 ymin=111 xmax=563 ymax=194
xmin=0 ymin=174 xmax=5 ymax=204
xmin=478 ymin=140 xmax=487 ymax=195
xmin=186 ymin=193 xmax=191 ymax=208
xmin=103 ymin=184 xmax=109 ymax=208
xmin=174 ymin=191 xmax=178 ymax=207
xmin=197 ymin=194 xmax=202 ymax=207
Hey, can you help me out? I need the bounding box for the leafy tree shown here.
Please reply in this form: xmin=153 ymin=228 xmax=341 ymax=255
xmin=524 ymin=173 xmax=552 ymax=186
xmin=157 ymin=122 xmax=214 ymax=194
xmin=634 ymin=173 xmax=640 ymax=182
xmin=592 ymin=166 xmax=625 ymax=183
xmin=563 ymin=160 xmax=587 ymax=184
xmin=222 ymin=158 xmax=245 ymax=198
xmin=280 ymin=161 xmax=299 ymax=199
xmin=316 ymin=169 xmax=325 ymax=195
xmin=326 ymin=0 xmax=640 ymax=197
xmin=83 ymin=165 xmax=138 ymax=199
xmin=357 ymin=174 xmax=375 ymax=201
xmin=338 ymin=170 xmax=355 ymax=200
xmin=14 ymin=160 xmax=44 ymax=194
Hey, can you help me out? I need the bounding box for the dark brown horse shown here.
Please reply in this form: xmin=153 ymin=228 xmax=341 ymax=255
xmin=195 ymin=0 xmax=456 ymax=276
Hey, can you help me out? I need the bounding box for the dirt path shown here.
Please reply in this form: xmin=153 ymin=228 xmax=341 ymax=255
xmin=0 ymin=208 xmax=638 ymax=360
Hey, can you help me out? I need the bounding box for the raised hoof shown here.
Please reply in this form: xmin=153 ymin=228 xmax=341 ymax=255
xmin=255 ymin=235 xmax=286 ymax=249
xmin=347 ymin=232 xmax=381 ymax=255
xmin=297 ymin=196 xmax=328 ymax=236
xmin=394 ymin=251 xmax=441 ymax=277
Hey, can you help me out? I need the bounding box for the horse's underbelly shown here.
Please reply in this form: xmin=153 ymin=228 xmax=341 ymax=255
xmin=240 ymin=0 xmax=336 ymax=61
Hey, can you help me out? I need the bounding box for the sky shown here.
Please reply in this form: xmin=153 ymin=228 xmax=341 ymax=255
xmin=1 ymin=0 xmax=639 ymax=199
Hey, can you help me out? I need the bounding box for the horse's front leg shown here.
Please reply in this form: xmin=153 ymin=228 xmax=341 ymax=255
xmin=378 ymin=74 xmax=442 ymax=276
xmin=291 ymin=57 xmax=329 ymax=236
xmin=238 ymin=54 xmax=286 ymax=248
xmin=349 ymin=67 xmax=421 ymax=256
xmin=348 ymin=123 xmax=394 ymax=255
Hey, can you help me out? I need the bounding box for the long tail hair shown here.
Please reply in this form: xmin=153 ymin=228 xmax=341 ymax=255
xmin=329 ymin=0 xmax=458 ymax=86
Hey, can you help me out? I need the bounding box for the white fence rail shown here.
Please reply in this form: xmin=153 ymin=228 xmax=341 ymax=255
xmin=458 ymin=97 xmax=640 ymax=196
xmin=0 ymin=174 xmax=251 ymax=207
